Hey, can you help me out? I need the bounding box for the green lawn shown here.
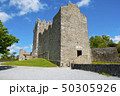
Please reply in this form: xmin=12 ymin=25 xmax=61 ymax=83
xmin=92 ymin=61 xmax=120 ymax=64
xmin=1 ymin=58 xmax=58 ymax=67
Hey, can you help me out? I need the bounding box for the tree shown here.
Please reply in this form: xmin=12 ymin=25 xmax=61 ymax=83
xmin=1 ymin=52 xmax=10 ymax=59
xmin=0 ymin=20 xmax=19 ymax=54
xmin=10 ymin=52 xmax=17 ymax=60
xmin=117 ymin=41 xmax=120 ymax=47
xmin=108 ymin=43 xmax=117 ymax=47
xmin=102 ymin=35 xmax=113 ymax=45
xmin=89 ymin=35 xmax=113 ymax=48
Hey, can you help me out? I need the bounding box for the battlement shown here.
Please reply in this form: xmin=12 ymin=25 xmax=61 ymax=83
xmin=36 ymin=19 xmax=52 ymax=27
xmin=34 ymin=19 xmax=52 ymax=34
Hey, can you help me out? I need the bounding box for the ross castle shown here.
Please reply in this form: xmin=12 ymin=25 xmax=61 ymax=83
xmin=19 ymin=3 xmax=91 ymax=66
xmin=19 ymin=3 xmax=120 ymax=66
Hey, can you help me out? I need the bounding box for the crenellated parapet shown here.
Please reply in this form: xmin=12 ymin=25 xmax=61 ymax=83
xmin=32 ymin=19 xmax=52 ymax=58
xmin=34 ymin=19 xmax=52 ymax=34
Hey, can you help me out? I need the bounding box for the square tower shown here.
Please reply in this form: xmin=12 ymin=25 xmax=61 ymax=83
xmin=35 ymin=3 xmax=91 ymax=66
xmin=60 ymin=4 xmax=91 ymax=66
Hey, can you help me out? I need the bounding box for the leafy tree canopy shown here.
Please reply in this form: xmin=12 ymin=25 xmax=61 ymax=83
xmin=1 ymin=52 xmax=10 ymax=59
xmin=89 ymin=35 xmax=113 ymax=48
xmin=118 ymin=41 xmax=120 ymax=46
xmin=0 ymin=20 xmax=19 ymax=54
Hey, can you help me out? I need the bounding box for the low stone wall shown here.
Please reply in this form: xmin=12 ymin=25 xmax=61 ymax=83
xmin=19 ymin=49 xmax=32 ymax=60
xmin=26 ymin=56 xmax=33 ymax=60
xmin=91 ymin=47 xmax=120 ymax=63
xmin=73 ymin=55 xmax=91 ymax=64
xmin=71 ymin=64 xmax=120 ymax=77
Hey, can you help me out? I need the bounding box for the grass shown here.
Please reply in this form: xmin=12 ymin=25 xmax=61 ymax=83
xmin=1 ymin=58 xmax=58 ymax=67
xmin=92 ymin=61 xmax=120 ymax=64
xmin=99 ymin=72 xmax=111 ymax=77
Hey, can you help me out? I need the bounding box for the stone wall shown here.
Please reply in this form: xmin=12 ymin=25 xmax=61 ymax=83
xmin=49 ymin=10 xmax=61 ymax=64
xmin=60 ymin=3 xmax=91 ymax=66
xmin=91 ymin=47 xmax=120 ymax=63
xmin=33 ymin=19 xmax=52 ymax=58
xmin=37 ymin=10 xmax=61 ymax=65
xmin=26 ymin=56 xmax=33 ymax=60
xmin=19 ymin=49 xmax=25 ymax=60
xmin=38 ymin=21 xmax=51 ymax=59
xmin=19 ymin=49 xmax=32 ymax=60
xmin=71 ymin=64 xmax=120 ymax=77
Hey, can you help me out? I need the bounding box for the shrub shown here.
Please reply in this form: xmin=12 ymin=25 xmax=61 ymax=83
xmin=118 ymin=53 xmax=120 ymax=58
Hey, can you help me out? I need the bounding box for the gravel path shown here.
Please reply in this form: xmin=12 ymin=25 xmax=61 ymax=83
xmin=0 ymin=62 xmax=120 ymax=80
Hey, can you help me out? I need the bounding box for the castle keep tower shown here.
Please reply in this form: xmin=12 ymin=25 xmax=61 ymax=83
xmin=32 ymin=19 xmax=52 ymax=58
xmin=33 ymin=3 xmax=91 ymax=66
xmin=60 ymin=4 xmax=91 ymax=65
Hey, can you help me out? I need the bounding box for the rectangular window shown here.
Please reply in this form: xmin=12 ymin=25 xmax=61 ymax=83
xmin=77 ymin=50 xmax=82 ymax=57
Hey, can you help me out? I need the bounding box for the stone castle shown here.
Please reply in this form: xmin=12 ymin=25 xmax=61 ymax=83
xmin=19 ymin=3 xmax=91 ymax=66
xmin=19 ymin=3 xmax=120 ymax=66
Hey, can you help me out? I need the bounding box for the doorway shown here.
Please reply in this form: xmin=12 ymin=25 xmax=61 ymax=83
xmin=77 ymin=50 xmax=82 ymax=57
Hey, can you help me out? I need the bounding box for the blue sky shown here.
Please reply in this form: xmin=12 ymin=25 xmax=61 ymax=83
xmin=0 ymin=0 xmax=120 ymax=55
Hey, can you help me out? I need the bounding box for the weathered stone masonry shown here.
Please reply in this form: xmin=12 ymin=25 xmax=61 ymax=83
xmin=32 ymin=3 xmax=91 ymax=66
xmin=91 ymin=47 xmax=120 ymax=63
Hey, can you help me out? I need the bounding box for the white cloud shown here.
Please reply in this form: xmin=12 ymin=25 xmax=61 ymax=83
xmin=8 ymin=44 xmax=29 ymax=53
xmin=76 ymin=0 xmax=91 ymax=7
xmin=23 ymin=46 xmax=29 ymax=49
xmin=69 ymin=0 xmax=72 ymax=3
xmin=8 ymin=44 xmax=21 ymax=53
xmin=0 ymin=0 xmax=6 ymax=3
xmin=0 ymin=12 xmax=13 ymax=22
xmin=24 ymin=17 xmax=31 ymax=22
xmin=30 ymin=44 xmax=33 ymax=49
xmin=9 ymin=0 xmax=47 ymax=15
xmin=111 ymin=36 xmax=120 ymax=43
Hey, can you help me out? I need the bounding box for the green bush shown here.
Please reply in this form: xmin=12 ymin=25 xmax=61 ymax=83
xmin=118 ymin=53 xmax=120 ymax=58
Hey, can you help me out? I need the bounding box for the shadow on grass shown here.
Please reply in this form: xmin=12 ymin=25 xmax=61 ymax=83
xmin=0 ymin=66 xmax=14 ymax=71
